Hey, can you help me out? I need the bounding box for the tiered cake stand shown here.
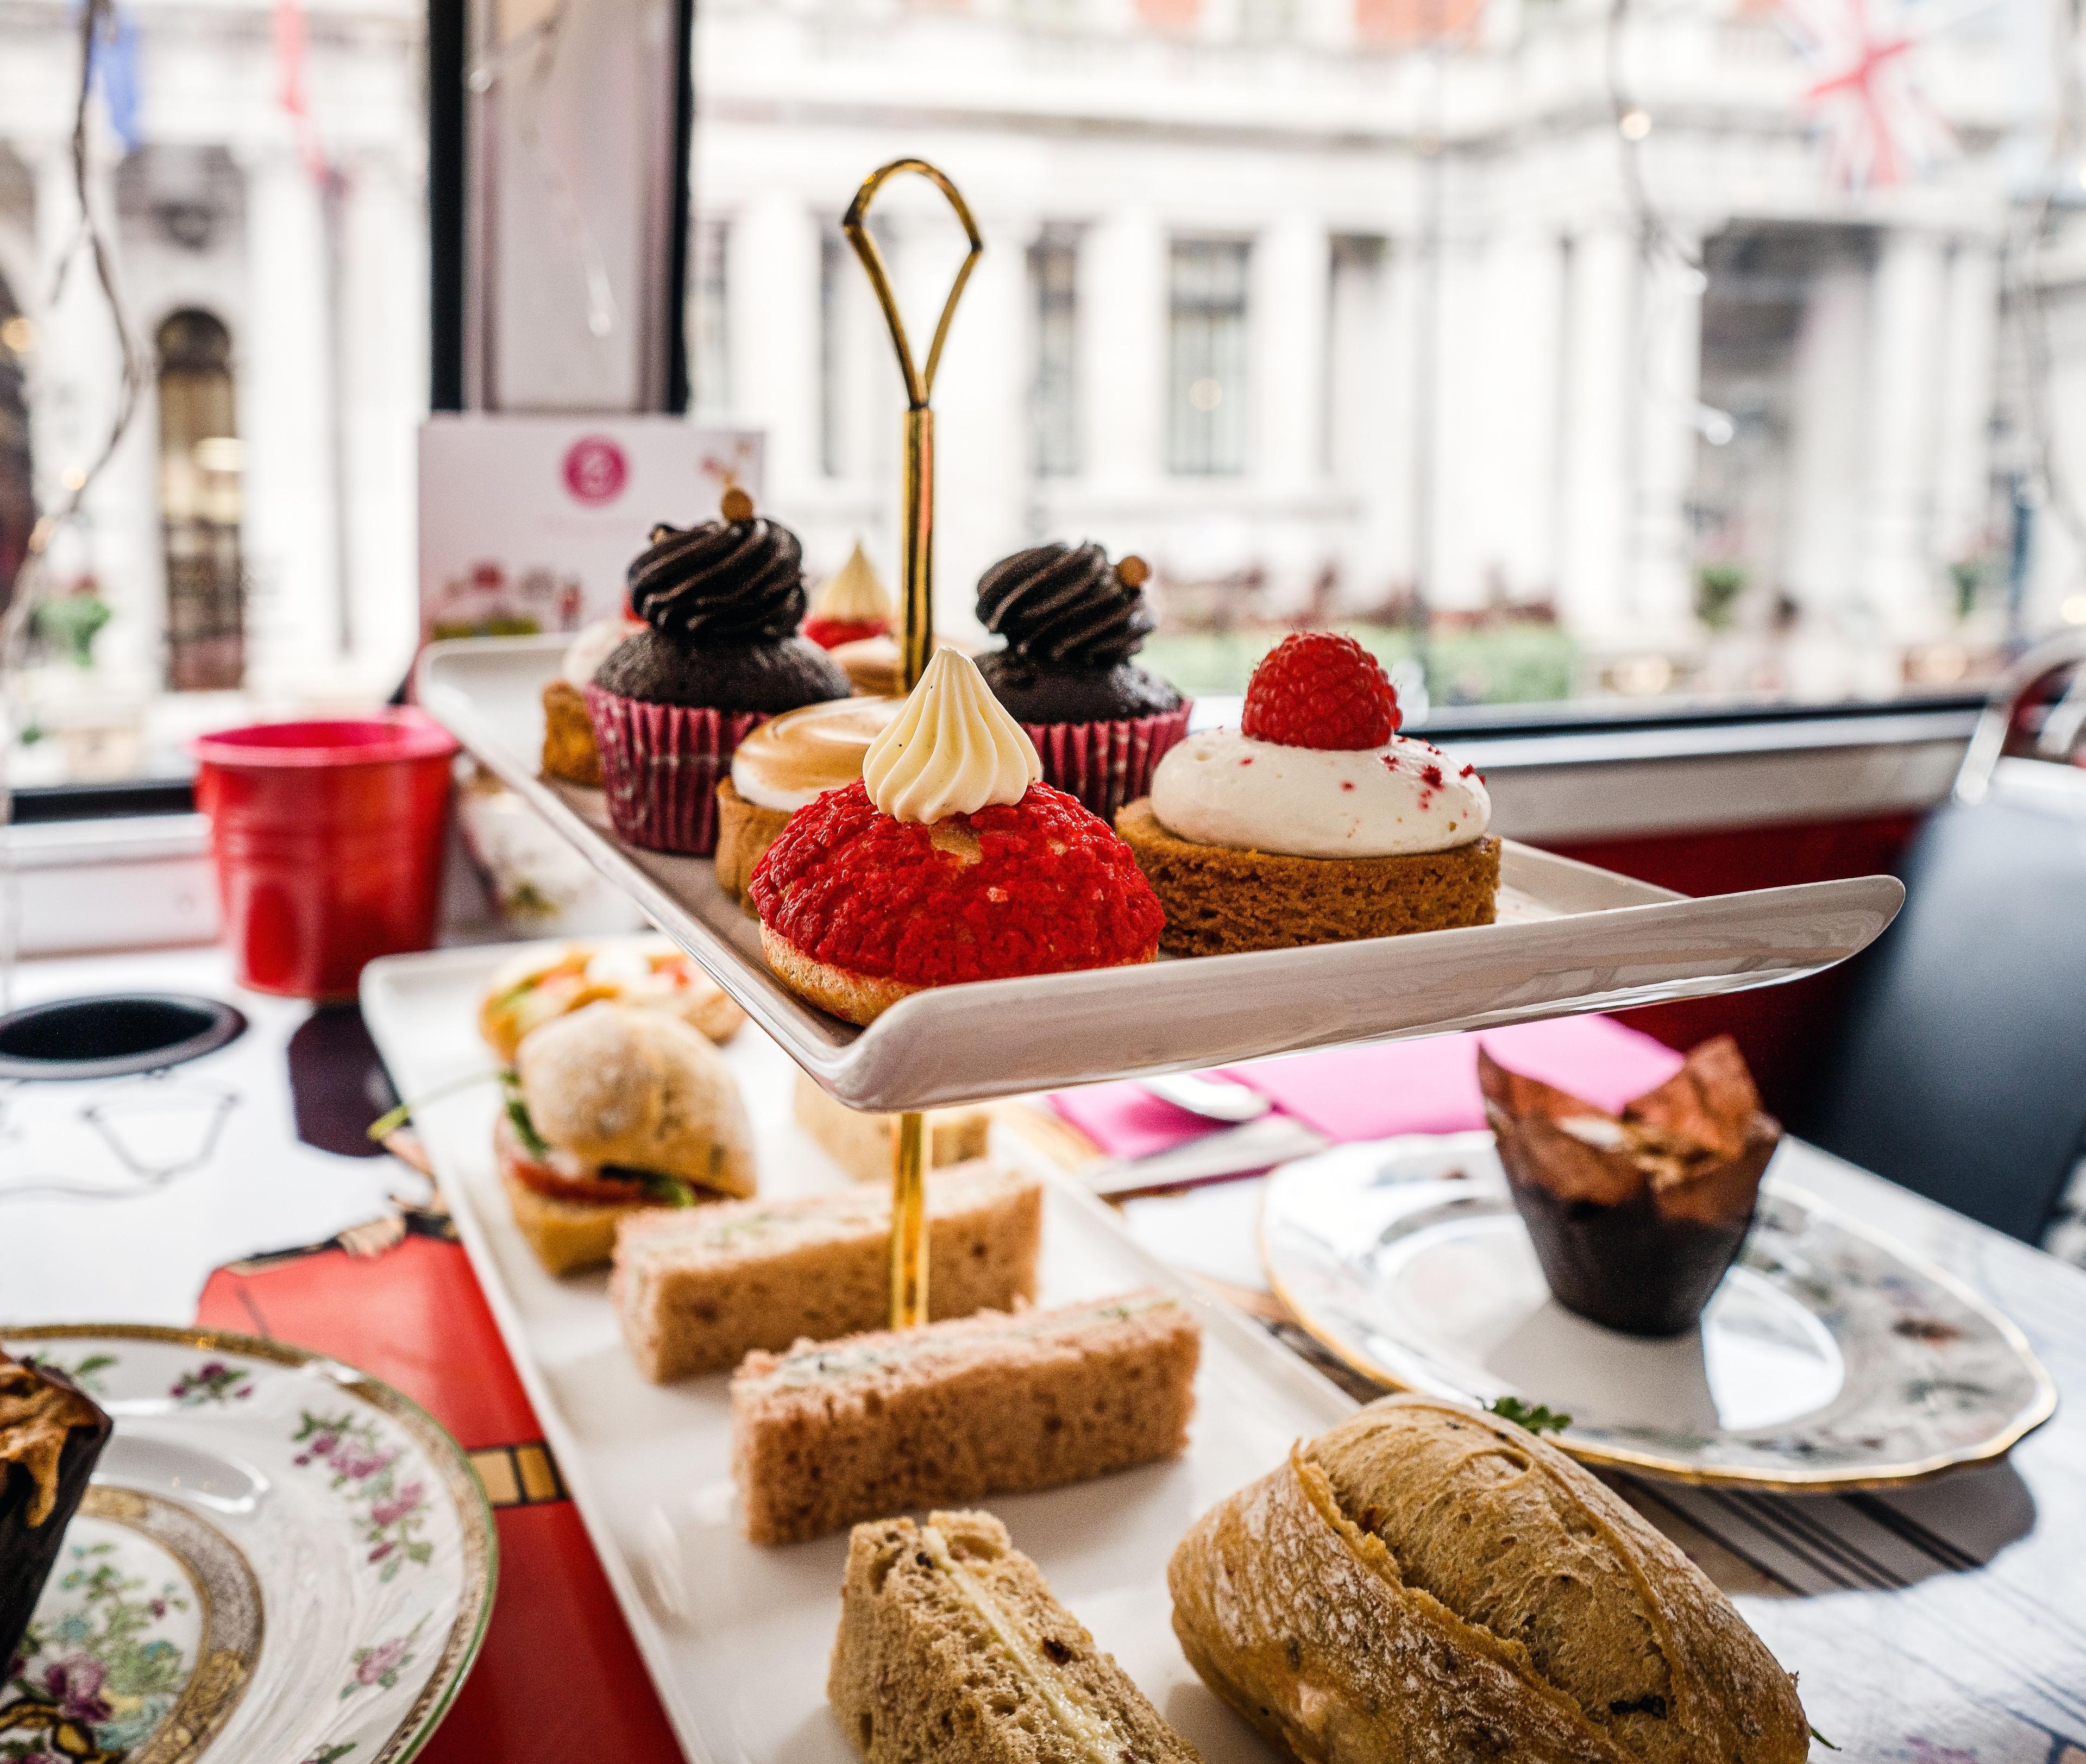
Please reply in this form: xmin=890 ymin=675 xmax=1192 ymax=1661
xmin=394 ymin=159 xmax=1912 ymax=1764
xmin=417 ymin=159 xmax=1906 ymax=1328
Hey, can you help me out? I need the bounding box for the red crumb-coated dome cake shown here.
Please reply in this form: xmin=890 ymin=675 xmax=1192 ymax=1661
xmin=749 ymin=778 xmax=1164 ymax=1024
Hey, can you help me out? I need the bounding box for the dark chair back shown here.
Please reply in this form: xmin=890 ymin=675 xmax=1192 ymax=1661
xmin=1803 ymin=635 xmax=2086 ymax=1243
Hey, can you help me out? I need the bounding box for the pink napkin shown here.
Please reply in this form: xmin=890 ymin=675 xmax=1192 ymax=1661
xmin=1050 ymin=1016 xmax=1683 ymax=1158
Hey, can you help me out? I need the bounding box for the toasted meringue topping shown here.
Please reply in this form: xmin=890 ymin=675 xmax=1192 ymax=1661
xmin=731 ymin=697 xmax=903 ymax=811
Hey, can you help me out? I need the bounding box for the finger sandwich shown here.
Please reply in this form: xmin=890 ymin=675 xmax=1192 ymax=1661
xmin=830 ymin=1509 xmax=1203 ymax=1764
xmin=732 ymin=1290 xmax=1199 ymax=1546
xmin=612 ymin=1161 xmax=1041 ymax=1382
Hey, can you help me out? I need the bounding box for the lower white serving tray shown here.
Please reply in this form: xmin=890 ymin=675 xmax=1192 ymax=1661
xmin=418 ymin=635 xmax=1907 ymax=1113
xmin=361 ymin=943 xmax=1354 ymax=1764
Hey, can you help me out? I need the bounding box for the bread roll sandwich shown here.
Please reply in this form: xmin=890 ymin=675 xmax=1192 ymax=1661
xmin=479 ymin=936 xmax=743 ymax=1063
xmin=830 ymin=1509 xmax=1203 ymax=1764
xmin=1168 ymin=1395 xmax=1807 ymax=1764
xmin=500 ymin=1001 xmax=756 ymax=1275
xmin=732 ymin=1289 xmax=1199 ymax=1545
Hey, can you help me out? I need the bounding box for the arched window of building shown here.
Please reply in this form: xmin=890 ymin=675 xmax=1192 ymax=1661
xmin=0 ymin=271 xmax=32 ymax=610
xmin=156 ymin=307 xmax=244 ymax=691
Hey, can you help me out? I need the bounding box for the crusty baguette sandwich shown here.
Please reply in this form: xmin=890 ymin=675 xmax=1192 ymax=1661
xmin=792 ymin=1070 xmax=992 ymax=1182
xmin=1168 ymin=1394 xmax=1808 ymax=1764
xmin=612 ymin=1161 xmax=1041 ymax=1382
xmin=500 ymin=1000 xmax=756 ymax=1275
xmin=478 ymin=936 xmax=744 ymax=1063
xmin=830 ymin=1509 xmax=1203 ymax=1764
xmin=732 ymin=1290 xmax=1199 ymax=1545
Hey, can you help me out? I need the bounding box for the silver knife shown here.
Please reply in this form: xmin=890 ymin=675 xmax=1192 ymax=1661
xmin=1080 ymin=1113 xmax=1331 ymax=1199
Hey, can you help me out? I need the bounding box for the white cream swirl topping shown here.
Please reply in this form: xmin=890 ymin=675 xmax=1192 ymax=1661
xmin=1150 ymin=727 xmax=1490 ymax=858
xmin=863 ymin=648 xmax=1040 ymax=824
xmin=561 ymin=616 xmax=643 ymax=686
xmin=813 ymin=540 xmax=893 ymax=625
xmin=731 ymin=697 xmax=902 ymax=812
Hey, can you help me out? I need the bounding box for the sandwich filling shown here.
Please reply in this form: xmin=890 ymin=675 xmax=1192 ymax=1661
xmin=485 ymin=942 xmax=715 ymax=1050
xmin=916 ymin=1523 xmax=1123 ymax=1764
xmin=743 ymin=1294 xmax=1180 ymax=1390
xmin=497 ymin=1079 xmax=707 ymax=1208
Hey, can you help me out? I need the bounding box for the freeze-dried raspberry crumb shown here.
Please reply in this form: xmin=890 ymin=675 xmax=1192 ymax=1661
xmin=1421 ymin=764 xmax=1444 ymax=789
xmin=1240 ymin=633 xmax=1401 ymax=751
xmin=749 ymin=780 xmax=1164 ymax=986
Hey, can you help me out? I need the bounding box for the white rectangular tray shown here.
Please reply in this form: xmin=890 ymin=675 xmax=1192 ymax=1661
xmin=360 ymin=942 xmax=1353 ymax=1764
xmin=420 ymin=635 xmax=1906 ymax=1112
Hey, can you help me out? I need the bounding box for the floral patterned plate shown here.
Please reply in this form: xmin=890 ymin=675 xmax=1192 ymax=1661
xmin=1 ymin=1326 xmax=495 ymax=1764
xmin=1260 ymin=1133 xmax=2058 ymax=1490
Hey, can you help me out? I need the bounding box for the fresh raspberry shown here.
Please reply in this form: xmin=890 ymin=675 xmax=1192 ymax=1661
xmin=1241 ymin=633 xmax=1401 ymax=751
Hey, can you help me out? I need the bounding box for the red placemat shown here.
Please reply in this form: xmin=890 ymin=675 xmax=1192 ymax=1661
xmin=194 ymin=1233 xmax=684 ymax=1763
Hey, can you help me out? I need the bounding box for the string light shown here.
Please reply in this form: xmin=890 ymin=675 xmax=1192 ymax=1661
xmin=1619 ymin=108 xmax=1651 ymax=141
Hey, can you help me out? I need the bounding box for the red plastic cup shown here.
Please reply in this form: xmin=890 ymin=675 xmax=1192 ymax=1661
xmin=192 ymin=711 xmax=460 ymax=1001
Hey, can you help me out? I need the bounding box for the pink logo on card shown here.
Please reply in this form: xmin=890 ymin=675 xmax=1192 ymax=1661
xmin=562 ymin=436 xmax=629 ymax=506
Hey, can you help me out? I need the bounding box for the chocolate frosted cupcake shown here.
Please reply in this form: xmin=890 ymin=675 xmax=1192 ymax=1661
xmin=975 ymin=541 xmax=1190 ymax=820
xmin=587 ymin=489 xmax=849 ymax=854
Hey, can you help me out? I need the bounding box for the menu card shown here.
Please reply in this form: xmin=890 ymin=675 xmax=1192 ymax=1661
xmin=417 ymin=415 xmax=764 ymax=645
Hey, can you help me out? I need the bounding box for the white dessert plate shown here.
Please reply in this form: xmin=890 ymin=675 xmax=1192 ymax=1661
xmin=0 ymin=1324 xmax=494 ymax=1764
xmin=418 ymin=634 xmax=1906 ymax=1113
xmin=1259 ymin=1133 xmax=2057 ymax=1490
xmin=360 ymin=940 xmax=1356 ymax=1764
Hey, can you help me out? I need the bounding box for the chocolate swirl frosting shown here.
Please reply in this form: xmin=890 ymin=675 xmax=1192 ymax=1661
xmin=976 ymin=541 xmax=1154 ymax=669
xmin=627 ymin=514 xmax=807 ymax=644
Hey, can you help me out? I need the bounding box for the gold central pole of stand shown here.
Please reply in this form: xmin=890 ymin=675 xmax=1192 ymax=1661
xmin=890 ymin=1110 xmax=929 ymax=1329
xmin=842 ymin=159 xmax=982 ymax=1331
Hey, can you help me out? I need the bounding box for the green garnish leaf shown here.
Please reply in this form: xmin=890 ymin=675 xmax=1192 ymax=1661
xmin=643 ymin=1173 xmax=700 ymax=1208
xmin=1808 ymin=1724 xmax=1839 ymax=1752
xmin=504 ymin=1093 xmax=552 ymax=1160
xmin=366 ymin=1067 xmax=506 ymax=1142
xmin=1487 ymin=1396 xmax=1572 ymax=1436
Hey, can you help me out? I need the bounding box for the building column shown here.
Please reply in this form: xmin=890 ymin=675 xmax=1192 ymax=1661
xmin=31 ymin=139 xmax=161 ymax=692
xmin=1424 ymin=237 xmax=1488 ymax=614
xmin=336 ymin=151 xmax=426 ymax=684
xmin=1482 ymin=228 xmax=1566 ymax=607
xmin=1254 ymin=211 xmax=1328 ymax=494
xmin=1556 ymin=223 xmax=1633 ymax=651
xmin=1933 ymin=236 xmax=2000 ymax=574
xmin=1252 ymin=210 xmax=1329 ymax=610
xmin=1631 ymin=242 xmax=1706 ymax=647
xmin=1863 ymin=226 xmax=1947 ymax=639
xmin=239 ymin=147 xmax=342 ymax=688
xmin=1784 ymin=251 xmax=1869 ymax=619
xmin=1079 ymin=207 xmax=1166 ymax=502
xmin=730 ymin=192 xmax=821 ymax=501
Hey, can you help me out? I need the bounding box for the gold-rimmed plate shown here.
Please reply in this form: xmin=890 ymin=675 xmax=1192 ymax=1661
xmin=1259 ymin=1133 xmax=2057 ymax=1490
xmin=1 ymin=1325 xmax=496 ymax=1764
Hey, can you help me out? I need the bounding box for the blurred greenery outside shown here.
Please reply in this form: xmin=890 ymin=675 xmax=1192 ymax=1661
xmin=1142 ymin=622 xmax=1580 ymax=707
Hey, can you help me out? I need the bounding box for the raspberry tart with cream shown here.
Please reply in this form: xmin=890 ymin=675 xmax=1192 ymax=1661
xmin=1116 ymin=632 xmax=1498 ymax=955
xmin=749 ymin=649 xmax=1165 ymax=1024
xmin=802 ymin=540 xmax=895 ymax=649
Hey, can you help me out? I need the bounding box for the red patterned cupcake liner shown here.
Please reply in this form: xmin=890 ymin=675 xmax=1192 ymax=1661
xmin=585 ymin=686 xmax=768 ymax=856
xmin=1023 ymin=703 xmax=1193 ymax=825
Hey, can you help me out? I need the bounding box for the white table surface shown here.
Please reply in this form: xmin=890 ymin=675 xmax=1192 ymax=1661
xmin=9 ymin=943 xmax=2086 ymax=1761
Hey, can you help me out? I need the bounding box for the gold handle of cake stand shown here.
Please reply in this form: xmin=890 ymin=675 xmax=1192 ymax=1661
xmin=841 ymin=158 xmax=984 ymax=1329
